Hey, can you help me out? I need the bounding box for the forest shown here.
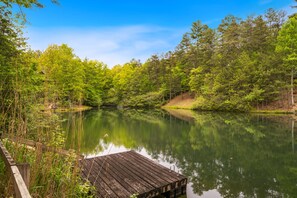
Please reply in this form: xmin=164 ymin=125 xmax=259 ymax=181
xmin=1 ymin=1 xmax=297 ymax=113
xmin=1 ymin=7 xmax=296 ymax=112
xmin=0 ymin=0 xmax=296 ymax=197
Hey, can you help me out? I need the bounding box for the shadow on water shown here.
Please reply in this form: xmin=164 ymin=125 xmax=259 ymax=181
xmin=63 ymin=109 xmax=297 ymax=198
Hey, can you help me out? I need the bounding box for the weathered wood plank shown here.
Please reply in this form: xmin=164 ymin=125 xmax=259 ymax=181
xmin=82 ymin=159 xmax=114 ymax=198
xmin=81 ymin=151 xmax=187 ymax=198
xmin=0 ymin=141 xmax=16 ymax=167
xmin=116 ymin=152 xmax=167 ymax=187
xmin=117 ymin=152 xmax=169 ymax=187
xmin=96 ymin=156 xmax=147 ymax=194
xmin=11 ymin=166 xmax=32 ymax=198
xmin=91 ymin=157 xmax=132 ymax=197
xmin=3 ymin=136 xmax=83 ymax=158
xmin=126 ymin=151 xmax=188 ymax=193
xmin=124 ymin=151 xmax=179 ymax=183
xmin=0 ymin=140 xmax=32 ymax=198
xmin=105 ymin=153 xmax=155 ymax=189
xmin=17 ymin=163 xmax=30 ymax=188
xmin=129 ymin=151 xmax=185 ymax=180
xmin=102 ymin=152 xmax=156 ymax=190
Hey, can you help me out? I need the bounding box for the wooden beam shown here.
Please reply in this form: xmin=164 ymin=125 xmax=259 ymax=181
xmin=0 ymin=140 xmax=16 ymax=167
xmin=11 ymin=166 xmax=32 ymax=198
xmin=17 ymin=163 xmax=30 ymax=188
xmin=3 ymin=136 xmax=83 ymax=159
xmin=0 ymin=140 xmax=32 ymax=198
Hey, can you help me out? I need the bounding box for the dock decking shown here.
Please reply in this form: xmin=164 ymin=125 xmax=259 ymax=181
xmin=80 ymin=151 xmax=187 ymax=198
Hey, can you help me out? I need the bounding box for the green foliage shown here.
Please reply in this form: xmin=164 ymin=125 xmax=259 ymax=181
xmin=2 ymin=138 xmax=94 ymax=198
xmin=130 ymin=194 xmax=138 ymax=198
xmin=39 ymin=44 xmax=85 ymax=106
xmin=102 ymin=9 xmax=289 ymax=111
xmin=0 ymin=0 xmax=58 ymax=8
xmin=121 ymin=90 xmax=165 ymax=108
xmin=276 ymin=15 xmax=297 ymax=67
xmin=0 ymin=6 xmax=295 ymax=197
xmin=83 ymin=60 xmax=111 ymax=107
xmin=183 ymin=10 xmax=288 ymax=111
xmin=0 ymin=2 xmax=94 ymax=197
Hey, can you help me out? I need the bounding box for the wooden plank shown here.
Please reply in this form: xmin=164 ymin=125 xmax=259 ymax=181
xmin=81 ymin=151 xmax=188 ymax=198
xmin=92 ymin=157 xmax=138 ymax=196
xmin=103 ymin=154 xmax=158 ymax=197
xmin=4 ymin=136 xmax=83 ymax=159
xmin=90 ymin=157 xmax=132 ymax=198
xmin=129 ymin=151 xmax=185 ymax=180
xmin=11 ymin=166 xmax=32 ymax=198
xmin=125 ymin=151 xmax=188 ymax=192
xmin=84 ymin=157 xmax=132 ymax=198
xmin=97 ymin=156 xmax=148 ymax=194
xmin=0 ymin=140 xmax=32 ymax=198
xmin=0 ymin=141 xmax=16 ymax=167
xmin=122 ymin=152 xmax=183 ymax=195
xmin=116 ymin=152 xmax=165 ymax=188
xmin=82 ymin=159 xmax=113 ymax=198
xmin=105 ymin=152 xmax=154 ymax=187
xmin=104 ymin=154 xmax=161 ymax=198
xmin=17 ymin=163 xmax=30 ymax=188
xmin=124 ymin=151 xmax=179 ymax=183
xmin=100 ymin=153 xmax=156 ymax=190
xmin=131 ymin=152 xmax=188 ymax=186
xmin=117 ymin=152 xmax=169 ymax=186
xmin=125 ymin=151 xmax=186 ymax=196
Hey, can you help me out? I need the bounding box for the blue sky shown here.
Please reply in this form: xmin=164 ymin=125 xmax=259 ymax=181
xmin=22 ymin=0 xmax=295 ymax=67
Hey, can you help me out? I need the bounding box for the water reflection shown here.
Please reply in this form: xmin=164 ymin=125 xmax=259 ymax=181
xmin=64 ymin=109 xmax=297 ymax=198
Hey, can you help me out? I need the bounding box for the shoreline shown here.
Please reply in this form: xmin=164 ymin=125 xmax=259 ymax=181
xmin=162 ymin=106 xmax=295 ymax=115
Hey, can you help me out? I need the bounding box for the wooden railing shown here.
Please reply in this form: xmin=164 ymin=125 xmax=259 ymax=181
xmin=0 ymin=140 xmax=31 ymax=198
xmin=3 ymin=135 xmax=83 ymax=159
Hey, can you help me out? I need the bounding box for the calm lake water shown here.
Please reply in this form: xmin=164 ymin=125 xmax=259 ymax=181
xmin=64 ymin=109 xmax=297 ymax=198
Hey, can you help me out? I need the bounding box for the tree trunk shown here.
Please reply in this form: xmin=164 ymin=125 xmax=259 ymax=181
xmin=292 ymin=119 xmax=295 ymax=153
xmin=291 ymin=69 xmax=294 ymax=106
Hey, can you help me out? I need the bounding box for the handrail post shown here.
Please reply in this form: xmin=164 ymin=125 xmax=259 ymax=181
xmin=17 ymin=163 xmax=30 ymax=188
xmin=0 ymin=140 xmax=32 ymax=198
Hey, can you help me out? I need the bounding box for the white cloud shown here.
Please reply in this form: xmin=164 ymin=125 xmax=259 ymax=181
xmin=24 ymin=25 xmax=185 ymax=67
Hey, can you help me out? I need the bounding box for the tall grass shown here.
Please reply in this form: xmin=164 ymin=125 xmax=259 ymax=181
xmin=0 ymin=68 xmax=94 ymax=197
xmin=0 ymin=108 xmax=94 ymax=197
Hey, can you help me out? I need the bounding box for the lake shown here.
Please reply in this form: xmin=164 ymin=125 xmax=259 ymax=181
xmin=64 ymin=109 xmax=297 ymax=198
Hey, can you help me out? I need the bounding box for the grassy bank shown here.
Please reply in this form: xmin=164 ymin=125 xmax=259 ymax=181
xmin=162 ymin=93 xmax=296 ymax=115
xmin=250 ymin=109 xmax=294 ymax=114
xmin=162 ymin=93 xmax=195 ymax=110
xmin=54 ymin=105 xmax=93 ymax=113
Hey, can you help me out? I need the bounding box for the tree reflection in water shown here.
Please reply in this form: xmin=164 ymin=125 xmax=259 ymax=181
xmin=64 ymin=109 xmax=297 ymax=197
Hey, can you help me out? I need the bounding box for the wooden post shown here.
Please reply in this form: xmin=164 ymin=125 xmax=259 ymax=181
xmin=11 ymin=166 xmax=31 ymax=198
xmin=35 ymin=142 xmax=43 ymax=164
xmin=17 ymin=163 xmax=30 ymax=188
xmin=0 ymin=141 xmax=32 ymax=198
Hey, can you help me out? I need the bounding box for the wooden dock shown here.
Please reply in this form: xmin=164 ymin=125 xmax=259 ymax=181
xmin=80 ymin=151 xmax=187 ymax=198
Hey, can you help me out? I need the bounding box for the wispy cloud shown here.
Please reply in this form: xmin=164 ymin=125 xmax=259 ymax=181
xmin=259 ymin=0 xmax=273 ymax=5
xmin=282 ymin=3 xmax=296 ymax=17
xmin=25 ymin=25 xmax=185 ymax=67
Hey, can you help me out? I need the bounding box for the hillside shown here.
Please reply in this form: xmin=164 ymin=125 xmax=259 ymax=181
xmin=163 ymin=92 xmax=195 ymax=109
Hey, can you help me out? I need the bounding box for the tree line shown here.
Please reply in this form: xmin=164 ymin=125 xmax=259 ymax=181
xmin=0 ymin=0 xmax=296 ymax=196
xmin=1 ymin=4 xmax=297 ymax=125
xmin=12 ymin=8 xmax=294 ymax=112
xmin=108 ymin=8 xmax=296 ymax=111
